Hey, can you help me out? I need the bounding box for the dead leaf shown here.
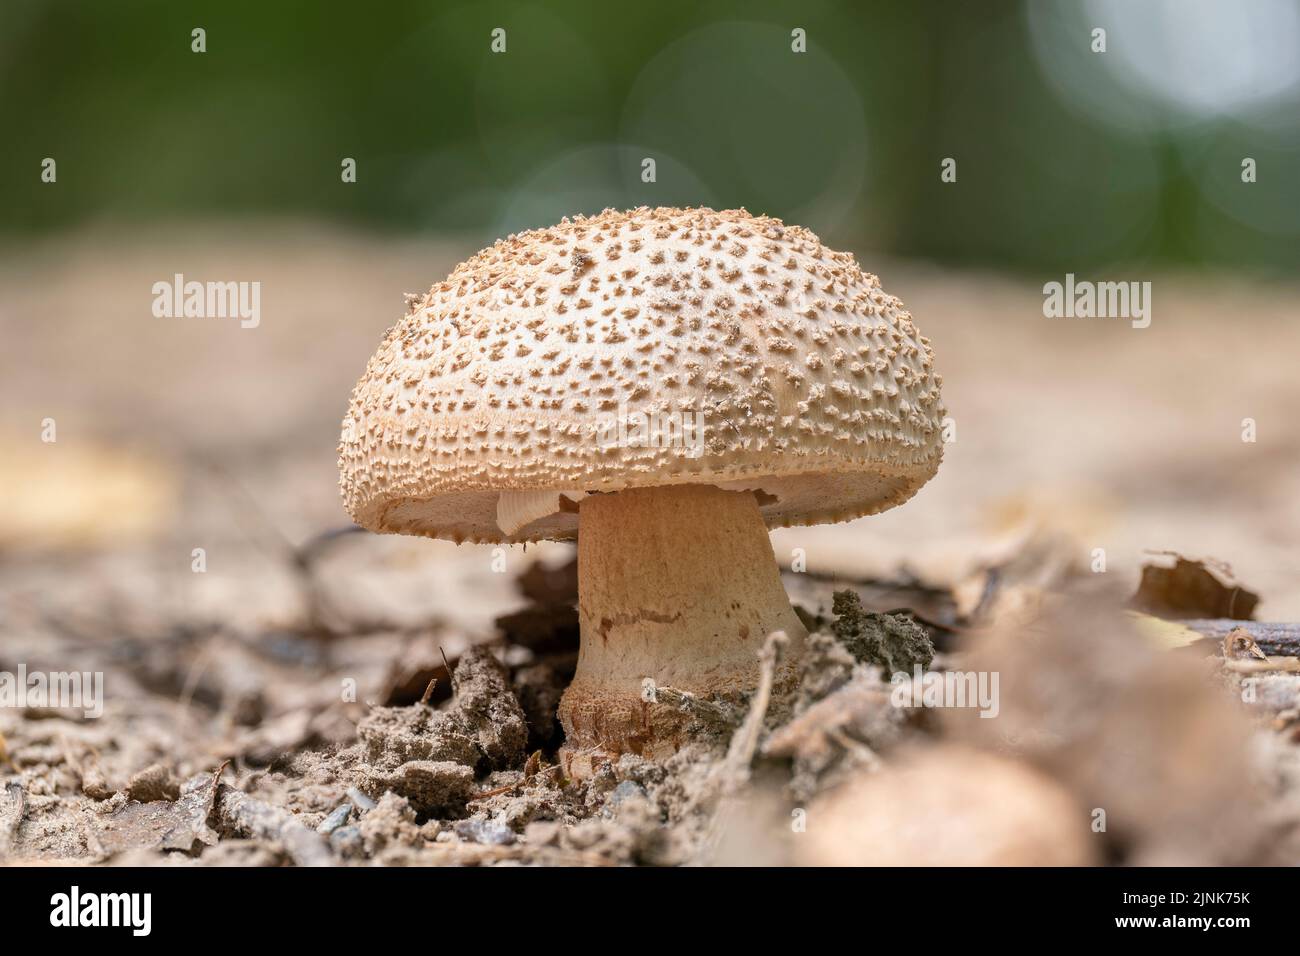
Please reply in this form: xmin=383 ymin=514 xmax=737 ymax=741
xmin=94 ymin=766 xmax=222 ymax=855
xmin=523 ymin=749 xmax=541 ymax=779
xmin=1131 ymin=552 xmax=1258 ymax=620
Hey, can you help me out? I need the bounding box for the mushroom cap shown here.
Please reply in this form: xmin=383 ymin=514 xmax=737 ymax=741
xmin=339 ymin=207 xmax=945 ymax=543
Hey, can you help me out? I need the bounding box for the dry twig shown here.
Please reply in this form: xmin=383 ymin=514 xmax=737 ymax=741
xmin=722 ymin=630 xmax=789 ymax=789
xmin=1223 ymin=657 xmax=1300 ymax=674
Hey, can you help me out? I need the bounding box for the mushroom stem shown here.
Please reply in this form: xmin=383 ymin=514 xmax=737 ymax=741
xmin=558 ymin=484 xmax=807 ymax=772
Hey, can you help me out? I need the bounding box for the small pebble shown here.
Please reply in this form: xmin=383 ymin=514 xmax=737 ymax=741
xmin=346 ymin=786 xmax=376 ymax=813
xmin=455 ymin=818 xmax=516 ymax=845
xmin=329 ymin=826 xmax=365 ymax=859
xmin=317 ymin=803 xmax=352 ymax=835
xmin=607 ymin=780 xmax=648 ymax=806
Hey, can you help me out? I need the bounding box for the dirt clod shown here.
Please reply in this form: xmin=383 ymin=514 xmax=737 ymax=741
xmin=358 ymin=793 xmax=422 ymax=857
xmin=126 ymin=763 xmax=181 ymax=803
xmin=357 ymin=706 xmax=480 ymax=768
xmin=450 ymin=647 xmax=528 ymax=769
xmin=362 ymin=760 xmax=475 ymax=815
xmin=830 ymin=591 xmax=935 ymax=676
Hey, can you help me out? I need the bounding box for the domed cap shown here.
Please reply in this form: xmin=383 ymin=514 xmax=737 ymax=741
xmin=339 ymin=207 xmax=945 ymax=543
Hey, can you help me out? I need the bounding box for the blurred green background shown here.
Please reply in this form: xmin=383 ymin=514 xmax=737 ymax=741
xmin=2 ymin=0 xmax=1298 ymax=272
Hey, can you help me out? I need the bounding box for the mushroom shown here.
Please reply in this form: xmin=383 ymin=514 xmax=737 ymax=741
xmin=339 ymin=207 xmax=945 ymax=772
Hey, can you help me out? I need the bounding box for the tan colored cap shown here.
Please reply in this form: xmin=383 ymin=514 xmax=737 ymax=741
xmin=339 ymin=206 xmax=945 ymax=543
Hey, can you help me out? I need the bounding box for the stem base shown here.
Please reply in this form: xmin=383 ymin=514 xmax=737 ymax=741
xmin=557 ymin=484 xmax=806 ymax=774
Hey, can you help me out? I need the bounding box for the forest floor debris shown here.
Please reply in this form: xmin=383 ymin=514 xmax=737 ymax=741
xmin=2 ymin=544 xmax=1299 ymax=866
